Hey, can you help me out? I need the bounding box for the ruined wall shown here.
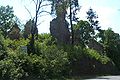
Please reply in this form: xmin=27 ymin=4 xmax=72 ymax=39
xmin=8 ymin=23 xmax=20 ymax=40
xmin=88 ymin=39 xmax=104 ymax=54
xmin=50 ymin=17 xmax=70 ymax=44
xmin=23 ymin=19 xmax=38 ymax=39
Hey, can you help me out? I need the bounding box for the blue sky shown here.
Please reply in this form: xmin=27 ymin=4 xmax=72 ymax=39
xmin=0 ymin=0 xmax=120 ymax=34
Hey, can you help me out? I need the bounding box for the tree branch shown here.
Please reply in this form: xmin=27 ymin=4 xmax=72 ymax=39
xmin=40 ymin=3 xmax=52 ymax=9
xmin=36 ymin=14 xmax=51 ymax=20
xmin=36 ymin=0 xmax=42 ymax=14
xmin=38 ymin=10 xmax=51 ymax=15
xmin=24 ymin=6 xmax=32 ymax=19
xmin=37 ymin=20 xmax=45 ymax=26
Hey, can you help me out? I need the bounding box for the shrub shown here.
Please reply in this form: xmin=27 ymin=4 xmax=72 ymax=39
xmin=0 ymin=37 xmax=69 ymax=79
xmin=4 ymin=38 xmax=29 ymax=51
xmin=34 ymin=41 xmax=69 ymax=79
xmin=0 ymin=31 xmax=7 ymax=60
xmin=84 ymin=48 xmax=110 ymax=64
xmin=0 ymin=59 xmax=25 ymax=80
xmin=0 ymin=33 xmax=113 ymax=79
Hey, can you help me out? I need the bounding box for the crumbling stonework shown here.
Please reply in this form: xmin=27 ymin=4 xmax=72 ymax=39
xmin=50 ymin=1 xmax=70 ymax=44
xmin=71 ymin=56 xmax=119 ymax=76
xmin=23 ymin=19 xmax=32 ymax=38
xmin=23 ymin=19 xmax=38 ymax=39
xmin=87 ymin=39 xmax=104 ymax=54
xmin=50 ymin=17 xmax=70 ymax=44
xmin=8 ymin=23 xmax=20 ymax=40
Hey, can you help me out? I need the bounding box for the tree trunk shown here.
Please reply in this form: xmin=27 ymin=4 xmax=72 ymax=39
xmin=69 ymin=0 xmax=74 ymax=45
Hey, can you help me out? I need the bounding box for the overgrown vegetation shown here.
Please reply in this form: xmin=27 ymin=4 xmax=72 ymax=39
xmin=0 ymin=2 xmax=120 ymax=79
xmin=0 ymin=32 xmax=115 ymax=79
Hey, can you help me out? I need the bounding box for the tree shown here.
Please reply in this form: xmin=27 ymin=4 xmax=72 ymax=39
xmin=26 ymin=0 xmax=51 ymax=54
xmin=96 ymin=29 xmax=105 ymax=43
xmin=86 ymin=8 xmax=101 ymax=36
xmin=99 ymin=28 xmax=120 ymax=70
xmin=0 ymin=5 xmax=15 ymax=37
xmin=73 ymin=20 xmax=92 ymax=46
xmin=69 ymin=0 xmax=80 ymax=44
xmin=73 ymin=8 xmax=101 ymax=46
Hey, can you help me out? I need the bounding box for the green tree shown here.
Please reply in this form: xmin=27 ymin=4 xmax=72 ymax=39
xmin=69 ymin=0 xmax=80 ymax=44
xmin=25 ymin=0 xmax=51 ymax=54
xmin=0 ymin=5 xmax=15 ymax=37
xmin=99 ymin=28 xmax=120 ymax=70
xmin=73 ymin=8 xmax=101 ymax=46
xmin=87 ymin=8 xmax=101 ymax=31
xmin=86 ymin=8 xmax=101 ymax=38
xmin=73 ymin=20 xmax=92 ymax=47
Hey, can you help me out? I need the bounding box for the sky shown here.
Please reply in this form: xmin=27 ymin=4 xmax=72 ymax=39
xmin=0 ymin=0 xmax=120 ymax=34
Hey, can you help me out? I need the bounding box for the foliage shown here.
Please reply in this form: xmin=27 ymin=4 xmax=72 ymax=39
xmin=47 ymin=0 xmax=68 ymax=15
xmin=0 ymin=2 xmax=120 ymax=79
xmin=68 ymin=0 xmax=80 ymax=22
xmin=47 ymin=0 xmax=80 ymax=44
xmin=69 ymin=0 xmax=80 ymax=44
xmin=73 ymin=20 xmax=92 ymax=46
xmin=84 ymin=48 xmax=110 ymax=64
xmin=73 ymin=8 xmax=101 ymax=45
xmin=27 ymin=0 xmax=52 ymax=54
xmin=0 ymin=5 xmax=15 ymax=37
xmin=96 ymin=29 xmax=105 ymax=43
xmin=86 ymin=8 xmax=101 ymax=31
xmin=98 ymin=28 xmax=120 ymax=69
xmin=0 ymin=48 xmax=69 ymax=79
xmin=34 ymin=34 xmax=69 ymax=78
xmin=4 ymin=38 xmax=29 ymax=51
xmin=48 ymin=0 xmax=79 ymax=16
xmin=0 ymin=33 xmax=118 ymax=79
xmin=0 ymin=34 xmax=69 ymax=79
xmin=58 ymin=44 xmax=84 ymax=62
xmin=0 ymin=31 xmax=7 ymax=60
xmin=36 ymin=33 xmax=56 ymax=45
xmin=0 ymin=58 xmax=25 ymax=80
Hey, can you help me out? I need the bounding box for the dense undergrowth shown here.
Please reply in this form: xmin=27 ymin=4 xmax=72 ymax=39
xmin=0 ymin=33 xmax=115 ymax=80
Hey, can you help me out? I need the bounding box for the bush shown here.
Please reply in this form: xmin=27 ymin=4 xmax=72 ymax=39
xmin=58 ymin=45 xmax=84 ymax=62
xmin=0 ymin=35 xmax=69 ymax=79
xmin=4 ymin=38 xmax=29 ymax=51
xmin=34 ymin=40 xmax=69 ymax=79
xmin=0 ymin=31 xmax=7 ymax=60
xmin=84 ymin=48 xmax=110 ymax=64
xmin=37 ymin=33 xmax=56 ymax=45
xmin=0 ymin=59 xmax=25 ymax=80
xmin=0 ymin=51 xmax=26 ymax=80
xmin=0 ymin=33 xmax=113 ymax=79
